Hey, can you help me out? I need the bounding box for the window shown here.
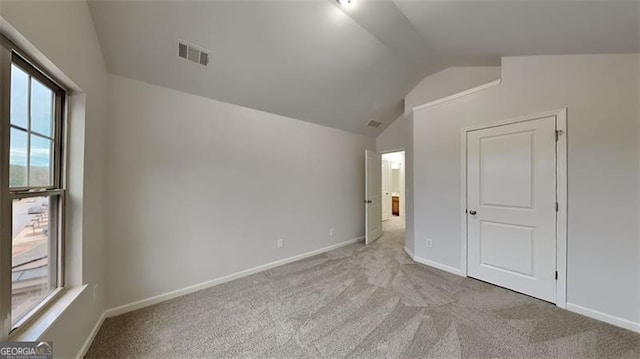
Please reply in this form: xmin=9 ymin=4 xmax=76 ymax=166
xmin=1 ymin=36 xmax=66 ymax=334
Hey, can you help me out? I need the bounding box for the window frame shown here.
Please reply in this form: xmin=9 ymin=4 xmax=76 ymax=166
xmin=0 ymin=35 xmax=68 ymax=337
xmin=9 ymin=56 xmax=64 ymax=191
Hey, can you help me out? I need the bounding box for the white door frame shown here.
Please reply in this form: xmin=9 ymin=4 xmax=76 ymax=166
xmin=381 ymin=158 xmax=391 ymax=221
xmin=379 ymin=148 xmax=406 ymax=220
xmin=460 ymin=108 xmax=567 ymax=308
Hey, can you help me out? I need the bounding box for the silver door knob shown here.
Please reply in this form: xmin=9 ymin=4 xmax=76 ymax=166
xmin=469 ymin=210 xmax=477 ymax=215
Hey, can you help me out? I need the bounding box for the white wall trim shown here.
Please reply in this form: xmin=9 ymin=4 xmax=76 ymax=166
xmin=75 ymin=312 xmax=106 ymax=359
xmin=378 ymin=147 xmax=406 ymax=155
xmin=403 ymin=235 xmax=463 ymax=278
xmin=460 ymin=128 xmax=468 ymax=277
xmin=459 ymin=108 xmax=568 ymax=309
xmin=555 ymin=111 xmax=568 ymax=309
xmin=80 ymin=239 xmax=640 ymax=359
xmin=404 ymin=244 xmax=463 ymax=276
xmin=10 ymin=285 xmax=87 ymax=342
xmin=105 ymin=237 xmax=363 ymax=318
xmin=405 ymin=248 xmax=639 ymax=333
xmin=412 ymin=255 xmax=464 ymax=277
xmin=458 ymin=108 xmax=568 ymax=134
xmin=566 ymin=303 xmax=640 ymax=334
xmin=412 ymin=79 xmax=502 ymax=113
xmin=403 ymin=246 xmax=414 ymax=260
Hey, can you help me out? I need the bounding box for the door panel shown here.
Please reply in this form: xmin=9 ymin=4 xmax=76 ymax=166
xmin=365 ymin=150 xmax=382 ymax=244
xmin=480 ymin=221 xmax=534 ymax=277
xmin=481 ymin=131 xmax=534 ymax=208
xmin=467 ymin=116 xmax=556 ymax=302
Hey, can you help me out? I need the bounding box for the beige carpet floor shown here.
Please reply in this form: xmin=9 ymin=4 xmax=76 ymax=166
xmin=86 ymin=217 xmax=640 ymax=358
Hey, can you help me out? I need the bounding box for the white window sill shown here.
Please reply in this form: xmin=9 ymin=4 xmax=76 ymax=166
xmin=11 ymin=285 xmax=87 ymax=342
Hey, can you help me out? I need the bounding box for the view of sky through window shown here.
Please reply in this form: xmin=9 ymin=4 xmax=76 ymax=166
xmin=9 ymin=64 xmax=54 ymax=187
xmin=10 ymin=64 xmax=28 ymax=128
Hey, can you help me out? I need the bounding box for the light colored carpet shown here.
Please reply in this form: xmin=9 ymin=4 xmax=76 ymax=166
xmin=86 ymin=217 xmax=640 ymax=358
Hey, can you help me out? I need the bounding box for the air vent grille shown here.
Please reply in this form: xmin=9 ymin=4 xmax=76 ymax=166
xmin=367 ymin=120 xmax=382 ymax=128
xmin=178 ymin=41 xmax=210 ymax=66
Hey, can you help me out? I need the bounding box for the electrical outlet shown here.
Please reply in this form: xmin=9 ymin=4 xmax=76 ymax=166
xmin=330 ymin=228 xmax=335 ymax=237
xmin=277 ymin=239 xmax=284 ymax=248
xmin=426 ymin=238 xmax=433 ymax=247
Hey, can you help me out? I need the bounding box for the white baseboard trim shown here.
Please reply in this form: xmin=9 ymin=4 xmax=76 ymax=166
xmin=403 ymin=245 xmax=463 ymax=277
xmin=75 ymin=311 xmax=106 ymax=359
xmin=566 ymin=302 xmax=640 ymax=334
xmin=403 ymin=259 xmax=639 ymax=333
xmin=104 ymin=237 xmax=364 ymax=318
xmin=412 ymin=255 xmax=464 ymax=277
xmin=78 ymin=240 xmax=639 ymax=358
xmin=402 ymin=248 xmax=639 ymax=334
xmin=403 ymin=246 xmax=414 ymax=259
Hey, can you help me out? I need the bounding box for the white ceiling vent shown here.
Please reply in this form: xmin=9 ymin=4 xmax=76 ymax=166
xmin=178 ymin=41 xmax=210 ymax=66
xmin=366 ymin=120 xmax=382 ymax=128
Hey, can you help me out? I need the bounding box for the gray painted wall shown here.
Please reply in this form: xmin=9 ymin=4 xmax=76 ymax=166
xmin=377 ymin=66 xmax=502 ymax=259
xmin=412 ymin=54 xmax=640 ymax=326
xmin=105 ymin=75 xmax=374 ymax=308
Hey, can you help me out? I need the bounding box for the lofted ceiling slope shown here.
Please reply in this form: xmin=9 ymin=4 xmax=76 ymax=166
xmin=87 ymin=0 xmax=639 ymax=136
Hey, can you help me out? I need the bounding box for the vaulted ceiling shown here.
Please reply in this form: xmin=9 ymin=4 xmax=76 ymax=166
xmin=87 ymin=0 xmax=639 ymax=136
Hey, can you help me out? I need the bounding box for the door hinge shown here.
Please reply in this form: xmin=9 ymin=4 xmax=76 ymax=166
xmin=555 ymin=130 xmax=563 ymax=142
xmin=555 ymin=271 xmax=558 ymax=280
xmin=555 ymin=202 xmax=559 ymax=212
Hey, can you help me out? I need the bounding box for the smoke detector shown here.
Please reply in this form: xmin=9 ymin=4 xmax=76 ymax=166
xmin=338 ymin=0 xmax=357 ymax=8
xmin=178 ymin=40 xmax=210 ymax=67
xmin=366 ymin=120 xmax=382 ymax=128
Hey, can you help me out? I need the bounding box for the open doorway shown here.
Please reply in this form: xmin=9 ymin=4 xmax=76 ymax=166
xmin=364 ymin=149 xmax=405 ymax=245
xmin=381 ymin=151 xmax=405 ymax=222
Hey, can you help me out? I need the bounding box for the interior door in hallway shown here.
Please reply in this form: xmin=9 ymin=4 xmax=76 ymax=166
xmin=381 ymin=158 xmax=391 ymax=221
xmin=467 ymin=116 xmax=557 ymax=303
xmin=365 ymin=150 xmax=382 ymax=244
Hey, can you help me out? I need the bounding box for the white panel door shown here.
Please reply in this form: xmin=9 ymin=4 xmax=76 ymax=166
xmin=365 ymin=150 xmax=382 ymax=244
xmin=381 ymin=159 xmax=391 ymax=221
xmin=467 ymin=116 xmax=557 ymax=302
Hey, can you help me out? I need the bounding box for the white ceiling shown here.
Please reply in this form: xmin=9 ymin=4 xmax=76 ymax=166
xmin=87 ymin=0 xmax=639 ymax=136
xmin=394 ymin=0 xmax=640 ymax=66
